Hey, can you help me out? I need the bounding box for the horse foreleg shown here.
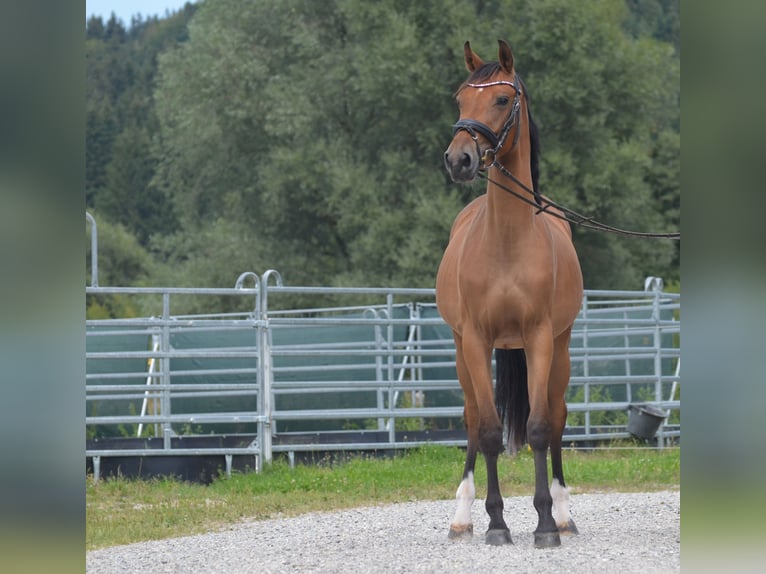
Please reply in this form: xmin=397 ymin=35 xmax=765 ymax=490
xmin=464 ymin=332 xmax=511 ymax=545
xmin=448 ymin=437 xmax=477 ymax=539
xmin=525 ymin=327 xmax=561 ymax=548
xmin=483 ymin=447 xmax=513 ymax=545
xmin=449 ymin=333 xmax=511 ymax=544
xmin=449 ymin=339 xmax=478 ymax=540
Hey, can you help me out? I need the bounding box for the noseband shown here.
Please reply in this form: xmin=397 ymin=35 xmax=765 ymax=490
xmin=451 ymin=78 xmax=522 ymax=168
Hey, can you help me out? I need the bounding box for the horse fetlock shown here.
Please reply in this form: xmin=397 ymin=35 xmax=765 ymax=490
xmin=550 ymin=478 xmax=575 ymax=532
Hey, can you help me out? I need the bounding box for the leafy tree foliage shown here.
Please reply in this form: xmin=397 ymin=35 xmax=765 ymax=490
xmin=624 ymin=0 xmax=680 ymax=52
xmin=87 ymin=0 xmax=680 ymax=296
xmin=85 ymin=5 xmax=197 ymax=244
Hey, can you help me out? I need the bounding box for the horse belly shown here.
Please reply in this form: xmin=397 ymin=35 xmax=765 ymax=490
xmin=550 ymin=233 xmax=584 ymax=332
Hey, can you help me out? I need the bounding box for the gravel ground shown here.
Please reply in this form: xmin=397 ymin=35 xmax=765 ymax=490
xmin=87 ymin=490 xmax=680 ymax=573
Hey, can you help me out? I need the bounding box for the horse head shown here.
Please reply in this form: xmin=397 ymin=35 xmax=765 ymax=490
xmin=444 ymin=40 xmax=523 ymax=182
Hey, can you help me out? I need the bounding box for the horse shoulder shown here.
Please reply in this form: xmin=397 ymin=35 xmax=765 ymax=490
xmin=537 ymin=196 xmax=572 ymax=238
xmin=449 ymin=195 xmax=485 ymax=240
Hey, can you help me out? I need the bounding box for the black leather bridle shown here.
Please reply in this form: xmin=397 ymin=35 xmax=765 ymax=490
xmin=451 ymin=77 xmax=522 ymax=170
xmin=451 ymin=76 xmax=543 ymax=204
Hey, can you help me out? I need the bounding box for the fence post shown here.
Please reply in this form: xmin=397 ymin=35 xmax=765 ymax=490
xmin=369 ymin=308 xmax=385 ymax=431
xmin=86 ymin=212 xmax=98 ymax=287
xmin=161 ymin=292 xmax=172 ymax=450
xmin=235 ymin=271 xmax=264 ymax=468
xmin=386 ymin=293 xmax=396 ymax=445
xmin=257 ymin=293 xmax=272 ymax=466
xmin=235 ymin=271 xmax=260 ymax=314
xmin=259 ymin=270 xmax=282 ymax=466
xmin=648 ymin=277 xmax=665 ymax=448
xmin=581 ymin=293 xmax=590 ymax=437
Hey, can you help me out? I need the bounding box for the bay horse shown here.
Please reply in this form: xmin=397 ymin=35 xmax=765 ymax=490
xmin=436 ymin=40 xmax=583 ymax=548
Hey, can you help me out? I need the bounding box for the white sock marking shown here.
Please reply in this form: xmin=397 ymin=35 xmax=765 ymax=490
xmin=550 ymin=478 xmax=571 ymax=527
xmin=451 ymin=471 xmax=476 ymax=527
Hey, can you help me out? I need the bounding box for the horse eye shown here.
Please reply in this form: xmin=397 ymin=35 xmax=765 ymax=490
xmin=496 ymin=96 xmax=510 ymax=106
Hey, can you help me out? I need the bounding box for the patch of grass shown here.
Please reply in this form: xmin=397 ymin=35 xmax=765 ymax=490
xmin=86 ymin=444 xmax=679 ymax=550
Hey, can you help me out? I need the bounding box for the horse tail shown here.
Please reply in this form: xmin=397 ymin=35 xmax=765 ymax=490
xmin=494 ymin=348 xmax=530 ymax=454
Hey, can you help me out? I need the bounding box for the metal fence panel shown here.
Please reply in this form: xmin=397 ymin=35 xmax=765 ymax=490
xmin=86 ymin=272 xmax=680 ymax=477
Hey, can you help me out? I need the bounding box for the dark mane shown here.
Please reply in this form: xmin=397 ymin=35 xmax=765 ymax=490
xmin=518 ymin=76 xmax=541 ymax=200
xmin=457 ymin=64 xmax=541 ymax=200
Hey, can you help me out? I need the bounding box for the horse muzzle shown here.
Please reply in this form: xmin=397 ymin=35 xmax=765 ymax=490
xmin=444 ymin=147 xmax=479 ymax=182
xmin=444 ymin=144 xmax=496 ymax=182
xmin=445 ymin=119 xmax=498 ymax=182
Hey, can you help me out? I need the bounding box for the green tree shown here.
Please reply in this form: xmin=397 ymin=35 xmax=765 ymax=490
xmin=624 ymin=0 xmax=680 ymax=52
xmin=145 ymin=0 xmax=679 ymax=294
xmin=97 ymin=124 xmax=177 ymax=246
xmin=85 ymin=6 xmax=196 ymax=255
xmin=153 ymin=0 xmax=474 ymax=289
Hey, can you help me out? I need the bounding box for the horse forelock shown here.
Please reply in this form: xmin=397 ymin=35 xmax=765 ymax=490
xmin=454 ymin=62 xmax=502 ymax=96
xmin=468 ymin=62 xmax=502 ymax=84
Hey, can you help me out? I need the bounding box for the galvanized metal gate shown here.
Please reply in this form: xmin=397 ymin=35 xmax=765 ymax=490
xmin=86 ymin=271 xmax=679 ymax=480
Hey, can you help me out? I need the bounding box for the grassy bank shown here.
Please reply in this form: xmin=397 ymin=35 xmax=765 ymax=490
xmin=86 ymin=445 xmax=679 ymax=550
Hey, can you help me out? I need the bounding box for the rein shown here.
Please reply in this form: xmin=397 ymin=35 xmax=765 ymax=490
xmin=479 ymin=170 xmax=681 ymax=239
xmin=454 ymin=78 xmax=680 ymax=240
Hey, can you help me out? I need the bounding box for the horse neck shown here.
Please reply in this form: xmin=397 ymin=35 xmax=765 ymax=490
xmin=485 ymin=118 xmax=537 ymax=238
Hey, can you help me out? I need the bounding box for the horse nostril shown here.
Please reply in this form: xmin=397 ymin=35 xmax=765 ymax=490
xmin=461 ymin=153 xmax=471 ymax=169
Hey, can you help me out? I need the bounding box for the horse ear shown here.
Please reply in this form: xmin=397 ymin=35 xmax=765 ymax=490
xmin=498 ymin=40 xmax=514 ymax=74
xmin=464 ymin=41 xmax=484 ymax=72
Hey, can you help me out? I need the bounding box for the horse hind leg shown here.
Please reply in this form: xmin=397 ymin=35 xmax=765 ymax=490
xmin=549 ymin=331 xmax=578 ymax=536
xmin=551 ymin=478 xmax=578 ymax=535
xmin=549 ymin=413 xmax=578 ymax=536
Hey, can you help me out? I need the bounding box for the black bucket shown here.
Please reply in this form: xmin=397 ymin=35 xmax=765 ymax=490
xmin=627 ymin=403 xmax=666 ymax=439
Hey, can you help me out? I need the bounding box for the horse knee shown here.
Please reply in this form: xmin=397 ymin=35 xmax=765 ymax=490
xmin=527 ymin=418 xmax=550 ymax=451
xmin=478 ymin=424 xmax=504 ymax=457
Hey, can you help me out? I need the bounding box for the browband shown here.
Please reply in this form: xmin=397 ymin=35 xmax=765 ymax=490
xmin=465 ymin=80 xmax=520 ymax=91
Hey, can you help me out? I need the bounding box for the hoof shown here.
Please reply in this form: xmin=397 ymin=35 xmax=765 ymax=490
xmin=448 ymin=524 xmax=473 ymax=540
xmin=485 ymin=528 xmax=513 ymax=546
xmin=558 ymin=519 xmax=579 ymax=536
xmin=534 ymin=530 xmax=561 ymax=548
